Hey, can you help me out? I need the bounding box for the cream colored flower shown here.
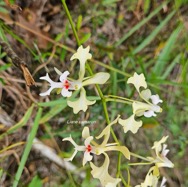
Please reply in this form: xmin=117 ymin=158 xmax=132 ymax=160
xmin=127 ymin=73 xmax=163 ymax=118
xmin=147 ymin=136 xmax=174 ymax=168
xmin=67 ymin=88 xmax=96 ymax=114
xmin=63 ymin=117 xmax=130 ymax=186
xmin=90 ymin=153 xmax=121 ymax=187
xmin=118 ymin=114 xmax=142 ymax=134
xmin=133 ymin=89 xmax=163 ymax=118
xmin=70 ymin=45 xmax=92 ymax=80
xmin=135 ymin=166 xmax=160 ymax=187
xmin=40 ymin=45 xmax=110 ymax=113
xmin=127 ymin=72 xmax=147 ymax=92
xmin=40 ymin=71 xmax=75 ymax=97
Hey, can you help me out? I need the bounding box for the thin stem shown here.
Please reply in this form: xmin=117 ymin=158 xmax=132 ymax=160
xmin=62 ymin=0 xmax=111 ymax=126
xmin=116 ymin=152 xmax=122 ymax=178
xmin=105 ymin=98 xmax=132 ymax=105
xmin=130 ymin=152 xmax=150 ymax=161
xmin=61 ymin=0 xmax=80 ymax=46
xmin=128 ymin=162 xmax=152 ymax=166
xmin=106 ymin=95 xmax=135 ymax=103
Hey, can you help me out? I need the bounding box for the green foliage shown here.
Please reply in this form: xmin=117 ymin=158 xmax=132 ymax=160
xmin=28 ymin=175 xmax=42 ymax=187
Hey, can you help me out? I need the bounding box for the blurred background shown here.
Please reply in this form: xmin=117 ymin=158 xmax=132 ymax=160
xmin=0 ymin=0 xmax=187 ymax=186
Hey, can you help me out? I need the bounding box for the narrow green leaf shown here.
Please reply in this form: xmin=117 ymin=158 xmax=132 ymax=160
xmin=0 ymin=63 xmax=11 ymax=71
xmin=55 ymin=32 xmax=64 ymax=42
xmin=0 ymin=104 xmax=35 ymax=140
xmin=161 ymin=54 xmax=181 ymax=79
xmin=76 ymin=15 xmax=82 ymax=31
xmin=13 ymin=107 xmax=43 ymax=187
xmin=133 ymin=11 xmax=176 ymax=54
xmin=80 ymin=33 xmax=91 ymax=44
xmin=143 ymin=0 xmax=151 ymax=14
xmin=39 ymin=102 xmax=67 ymax=124
xmin=115 ymin=4 xmax=165 ymax=47
xmin=153 ymin=24 xmax=183 ymax=75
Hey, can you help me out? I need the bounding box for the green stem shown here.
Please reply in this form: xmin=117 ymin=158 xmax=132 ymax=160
xmin=128 ymin=162 xmax=152 ymax=166
xmin=61 ymin=0 xmax=80 ymax=46
xmin=107 ymin=95 xmax=134 ymax=103
xmin=105 ymin=98 xmax=132 ymax=105
xmin=116 ymin=152 xmax=122 ymax=178
xmin=130 ymin=152 xmax=150 ymax=161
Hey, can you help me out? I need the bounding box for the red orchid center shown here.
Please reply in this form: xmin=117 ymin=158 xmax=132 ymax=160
xmin=64 ymin=80 xmax=70 ymax=89
xmin=86 ymin=144 xmax=92 ymax=152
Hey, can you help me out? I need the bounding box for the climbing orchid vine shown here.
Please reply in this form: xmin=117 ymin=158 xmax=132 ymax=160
xmin=39 ymin=45 xmax=174 ymax=187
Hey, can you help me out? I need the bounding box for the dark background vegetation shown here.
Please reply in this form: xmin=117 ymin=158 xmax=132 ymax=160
xmin=0 ymin=0 xmax=188 ymax=186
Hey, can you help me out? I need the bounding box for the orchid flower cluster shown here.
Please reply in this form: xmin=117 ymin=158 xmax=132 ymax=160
xmin=39 ymin=46 xmax=174 ymax=187
xmin=40 ymin=46 xmax=109 ymax=114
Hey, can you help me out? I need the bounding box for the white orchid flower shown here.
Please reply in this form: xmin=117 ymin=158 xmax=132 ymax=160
xmin=40 ymin=71 xmax=75 ymax=97
xmin=133 ymin=89 xmax=163 ymax=118
xmin=128 ymin=73 xmax=163 ymax=118
xmin=135 ymin=166 xmax=162 ymax=187
xmin=147 ymin=136 xmax=174 ymax=168
xmin=63 ymin=116 xmax=130 ymax=165
xmin=135 ymin=166 xmax=167 ymax=187
xmin=63 ymin=117 xmax=130 ymax=186
xmin=40 ymin=45 xmax=110 ymax=113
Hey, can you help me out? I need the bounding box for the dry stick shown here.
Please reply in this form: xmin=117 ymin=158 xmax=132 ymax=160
xmin=0 ymin=41 xmax=36 ymax=86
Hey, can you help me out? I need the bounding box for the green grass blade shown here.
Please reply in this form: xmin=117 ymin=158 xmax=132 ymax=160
xmin=37 ymin=98 xmax=66 ymax=107
xmin=153 ymin=24 xmax=183 ymax=75
xmin=161 ymin=53 xmax=181 ymax=79
xmin=0 ymin=104 xmax=35 ymax=140
xmin=13 ymin=107 xmax=43 ymax=187
xmin=39 ymin=102 xmax=67 ymax=124
xmin=133 ymin=10 xmax=176 ymax=54
xmin=114 ymin=4 xmax=164 ymax=47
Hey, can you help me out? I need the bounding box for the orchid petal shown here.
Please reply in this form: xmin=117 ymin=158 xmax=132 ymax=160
xmin=84 ymin=136 xmax=93 ymax=146
xmin=67 ymin=88 xmax=96 ymax=114
xmin=61 ymin=87 xmax=72 ymax=97
xmin=104 ymin=146 xmax=130 ymax=160
xmin=135 ymin=166 xmax=160 ymax=187
xmin=70 ymin=45 xmax=92 ymax=80
xmin=132 ymin=101 xmax=151 ymax=116
xmin=54 ymin=67 xmax=63 ymax=76
xmin=152 ymin=136 xmax=168 ymax=155
xmin=127 ymin=73 xmax=147 ymax=92
xmin=82 ymin=127 xmax=90 ymax=139
xmin=140 ymin=89 xmax=152 ymax=101
xmin=118 ymin=114 xmax=142 ymax=134
xmin=90 ymin=153 xmax=121 ymax=187
xmin=62 ymin=136 xmax=84 ymax=161
xmin=83 ymin=151 xmax=93 ymax=166
xmin=63 ymin=136 xmax=79 ymax=149
xmin=160 ymin=177 xmax=167 ymax=187
xmin=96 ymin=116 xmax=120 ymax=146
xmin=150 ymin=94 xmax=163 ymax=105
xmin=40 ymin=73 xmax=63 ymax=96
xmin=148 ymin=136 xmax=174 ymax=168
xmin=59 ymin=71 xmax=70 ymax=82
xmin=82 ymin=72 xmax=110 ymax=86
xmin=144 ymin=110 xmax=156 ymax=117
